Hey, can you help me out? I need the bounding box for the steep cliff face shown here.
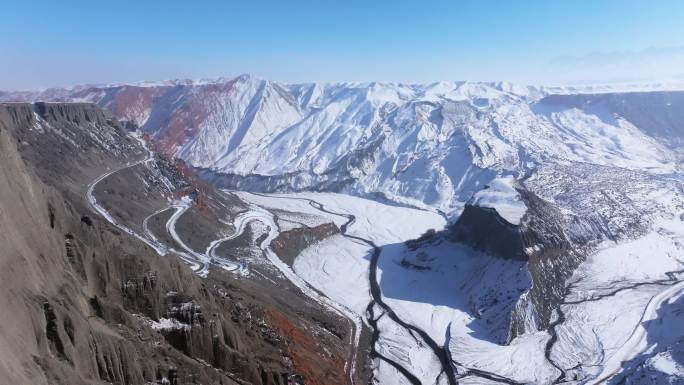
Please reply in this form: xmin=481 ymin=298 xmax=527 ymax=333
xmin=33 ymin=101 xmax=112 ymax=126
xmin=449 ymin=205 xmax=526 ymax=260
xmin=448 ymin=179 xmax=597 ymax=339
xmin=0 ymin=103 xmax=344 ymax=385
xmin=538 ymin=91 xmax=684 ymax=148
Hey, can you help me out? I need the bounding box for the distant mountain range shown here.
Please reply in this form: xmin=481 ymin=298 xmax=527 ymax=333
xmin=2 ymin=75 xmax=682 ymax=214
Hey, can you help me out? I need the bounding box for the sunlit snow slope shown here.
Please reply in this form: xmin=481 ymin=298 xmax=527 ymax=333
xmin=5 ymin=76 xmax=681 ymax=215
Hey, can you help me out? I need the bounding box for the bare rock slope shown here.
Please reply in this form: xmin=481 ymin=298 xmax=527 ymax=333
xmin=0 ymin=103 xmax=347 ymax=385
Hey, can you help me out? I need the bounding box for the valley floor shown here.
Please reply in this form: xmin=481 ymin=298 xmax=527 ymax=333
xmin=235 ymin=192 xmax=684 ymax=385
xmin=86 ymin=150 xmax=684 ymax=384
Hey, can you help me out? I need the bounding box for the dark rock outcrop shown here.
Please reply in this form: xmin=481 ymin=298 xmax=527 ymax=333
xmin=270 ymin=223 xmax=340 ymax=266
xmin=449 ymin=204 xmax=526 ymax=260
xmin=448 ymin=182 xmax=596 ymax=339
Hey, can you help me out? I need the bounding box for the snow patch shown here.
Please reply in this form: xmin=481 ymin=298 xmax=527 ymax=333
xmin=470 ymin=176 xmax=527 ymax=225
xmin=149 ymin=318 xmax=191 ymax=331
xmin=648 ymin=352 xmax=684 ymax=376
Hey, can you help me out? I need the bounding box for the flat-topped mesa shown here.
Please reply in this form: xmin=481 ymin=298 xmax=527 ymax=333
xmin=33 ymin=102 xmax=111 ymax=126
xmin=448 ymin=176 xmax=528 ymax=260
xmin=449 ymin=177 xmax=594 ymax=337
xmin=449 ymin=176 xmax=584 ymax=261
xmin=0 ymin=102 xmax=114 ymax=130
xmin=0 ymin=102 xmax=142 ymax=186
xmin=0 ymin=102 xmax=36 ymax=128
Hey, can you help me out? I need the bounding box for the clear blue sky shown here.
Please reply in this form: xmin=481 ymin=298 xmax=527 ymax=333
xmin=2 ymin=0 xmax=684 ymax=89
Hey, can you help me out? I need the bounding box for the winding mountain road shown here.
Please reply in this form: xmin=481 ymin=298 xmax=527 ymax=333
xmin=88 ymin=137 xmax=684 ymax=385
xmin=87 ymin=134 xmax=242 ymax=276
xmin=85 ymin=136 xmax=499 ymax=385
xmin=235 ymin=196 xmax=362 ymax=385
xmin=141 ymin=206 xmax=201 ymax=271
xmin=244 ymin=192 xmax=457 ymax=385
xmin=166 ymin=202 xmax=215 ymax=277
xmin=85 ymin=135 xmax=168 ymax=256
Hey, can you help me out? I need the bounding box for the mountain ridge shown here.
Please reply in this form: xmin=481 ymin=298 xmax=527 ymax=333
xmin=1 ymin=76 xmax=682 ymax=217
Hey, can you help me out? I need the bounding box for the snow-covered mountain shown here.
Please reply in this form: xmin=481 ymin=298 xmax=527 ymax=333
xmin=3 ymin=77 xmax=684 ymax=384
xmin=4 ymin=75 xmax=681 ymax=216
